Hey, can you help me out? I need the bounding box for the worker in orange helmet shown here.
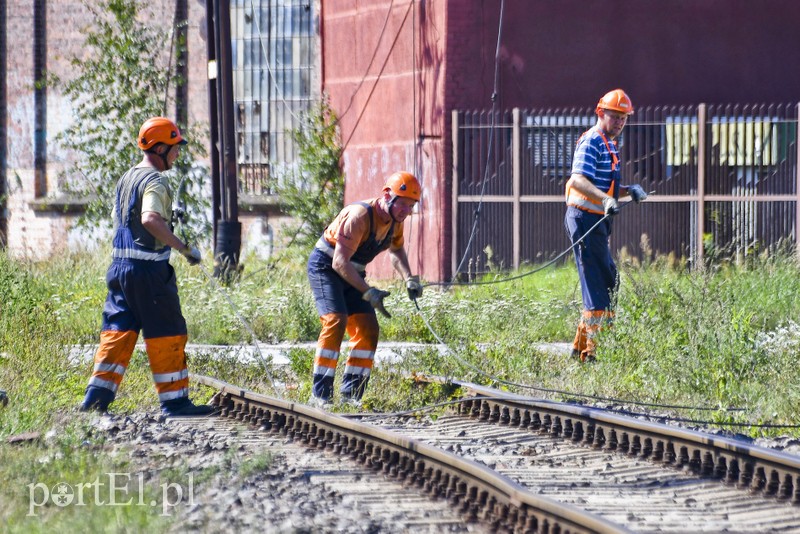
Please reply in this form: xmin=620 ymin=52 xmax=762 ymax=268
xmin=307 ymin=171 xmax=423 ymax=408
xmin=564 ymin=89 xmax=648 ymax=363
xmin=80 ymin=117 xmax=214 ymax=416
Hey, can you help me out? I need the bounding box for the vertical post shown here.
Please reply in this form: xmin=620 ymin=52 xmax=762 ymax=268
xmin=796 ymin=103 xmax=800 ymax=262
xmin=205 ymin=0 xmax=221 ymax=251
xmin=174 ymin=0 xmax=188 ymax=130
xmin=512 ymin=108 xmax=521 ymax=270
xmin=696 ymin=103 xmax=707 ymax=268
xmin=451 ymin=109 xmax=460 ymax=280
xmin=213 ymin=0 xmax=241 ymax=278
xmin=0 ymin=0 xmax=7 ymax=244
xmin=33 ymin=0 xmax=46 ymax=198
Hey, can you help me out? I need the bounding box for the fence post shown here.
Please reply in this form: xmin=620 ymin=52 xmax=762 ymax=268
xmin=696 ymin=103 xmax=707 ymax=268
xmin=451 ymin=109 xmax=461 ymax=279
xmin=512 ymin=108 xmax=521 ymax=270
xmin=796 ymin=103 xmax=800 ymax=262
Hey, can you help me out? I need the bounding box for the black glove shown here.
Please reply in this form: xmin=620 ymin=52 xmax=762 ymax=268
xmin=406 ymin=275 xmax=423 ymax=301
xmin=180 ymin=246 xmax=202 ymax=266
xmin=627 ymin=184 xmax=648 ymax=203
xmin=362 ymin=287 xmax=391 ymax=318
xmin=602 ymin=197 xmax=620 ymax=216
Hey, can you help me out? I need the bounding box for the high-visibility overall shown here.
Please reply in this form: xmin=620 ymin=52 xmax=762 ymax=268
xmin=86 ymin=167 xmax=190 ymax=405
xmin=565 ymin=127 xmax=620 ymax=360
xmin=307 ymin=200 xmax=401 ymax=401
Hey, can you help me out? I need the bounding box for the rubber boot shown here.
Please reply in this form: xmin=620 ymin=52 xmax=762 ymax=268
xmin=160 ymin=397 xmax=216 ymax=417
xmin=80 ymin=385 xmax=115 ymax=413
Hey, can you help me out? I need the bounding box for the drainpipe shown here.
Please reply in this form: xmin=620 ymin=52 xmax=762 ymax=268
xmin=34 ymin=0 xmax=46 ymax=198
xmin=0 ymin=0 xmax=7 ymax=244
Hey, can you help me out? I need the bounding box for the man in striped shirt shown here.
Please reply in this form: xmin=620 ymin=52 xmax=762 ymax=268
xmin=564 ymin=89 xmax=648 ymax=363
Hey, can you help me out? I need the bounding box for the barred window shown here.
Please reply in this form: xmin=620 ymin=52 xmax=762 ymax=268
xmin=231 ymin=0 xmax=317 ymax=194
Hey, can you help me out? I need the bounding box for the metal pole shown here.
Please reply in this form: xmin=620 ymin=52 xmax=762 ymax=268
xmin=451 ymin=109 xmax=460 ymax=280
xmin=214 ymin=0 xmax=241 ymax=277
xmin=205 ymin=0 xmax=221 ymax=252
xmin=796 ymin=102 xmax=800 ymax=262
xmin=512 ymin=108 xmax=521 ymax=270
xmin=33 ymin=0 xmax=46 ymax=198
xmin=696 ymin=103 xmax=707 ymax=268
xmin=174 ymin=0 xmax=188 ymax=130
xmin=0 ymin=0 xmax=7 ymax=245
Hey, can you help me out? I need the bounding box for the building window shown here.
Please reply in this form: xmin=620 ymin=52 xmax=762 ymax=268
xmin=231 ymin=0 xmax=316 ymax=194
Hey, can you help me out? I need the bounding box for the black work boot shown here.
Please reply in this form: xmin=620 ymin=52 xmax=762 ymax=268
xmin=0 ymin=390 xmax=8 ymax=407
xmin=80 ymin=385 xmax=115 ymax=413
xmin=161 ymin=397 xmax=216 ymax=417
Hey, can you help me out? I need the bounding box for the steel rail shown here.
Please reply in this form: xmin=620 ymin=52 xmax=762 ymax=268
xmin=192 ymin=375 xmax=632 ymax=534
xmin=427 ymin=376 xmax=800 ymax=503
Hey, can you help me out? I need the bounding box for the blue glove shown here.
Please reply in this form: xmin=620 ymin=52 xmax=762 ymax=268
xmin=627 ymin=184 xmax=648 ymax=203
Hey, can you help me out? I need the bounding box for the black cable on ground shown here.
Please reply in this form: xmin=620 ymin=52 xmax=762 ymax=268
xmin=411 ymin=295 xmax=742 ymax=412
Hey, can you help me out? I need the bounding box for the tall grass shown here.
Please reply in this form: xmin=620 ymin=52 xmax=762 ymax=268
xmin=3 ymin=248 xmax=800 ymax=425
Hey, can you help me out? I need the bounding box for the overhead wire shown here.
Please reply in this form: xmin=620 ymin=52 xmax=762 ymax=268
xmin=337 ymin=0 xmax=396 ymax=121
xmin=248 ymin=0 xmax=301 ymax=123
xmin=450 ymin=0 xmax=506 ymax=282
xmin=342 ymin=0 xmax=414 ymax=152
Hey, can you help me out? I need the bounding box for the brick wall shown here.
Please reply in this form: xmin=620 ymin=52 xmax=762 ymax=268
xmin=4 ymin=0 xmax=210 ymax=259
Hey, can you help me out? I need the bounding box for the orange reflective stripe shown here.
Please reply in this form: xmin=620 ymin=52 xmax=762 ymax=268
xmin=94 ymin=330 xmax=139 ymax=366
xmin=155 ymin=380 xmax=189 ymax=395
xmin=313 ymin=355 xmax=339 ymax=370
xmin=345 ymin=313 xmax=379 ymax=350
xmin=318 ymin=313 xmax=347 ymax=351
xmin=345 ymin=356 xmax=375 ymax=370
xmin=144 ymin=334 xmax=188 ymax=374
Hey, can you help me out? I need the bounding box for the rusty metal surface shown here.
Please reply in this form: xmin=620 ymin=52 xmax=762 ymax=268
xmin=192 ymin=374 xmax=632 ymax=534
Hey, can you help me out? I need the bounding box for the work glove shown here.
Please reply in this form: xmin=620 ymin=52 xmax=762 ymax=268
xmin=362 ymin=287 xmax=391 ymax=318
xmin=627 ymin=184 xmax=648 ymax=203
xmin=406 ymin=275 xmax=423 ymax=301
xmin=180 ymin=246 xmax=202 ymax=266
xmin=602 ymin=197 xmax=620 ymax=217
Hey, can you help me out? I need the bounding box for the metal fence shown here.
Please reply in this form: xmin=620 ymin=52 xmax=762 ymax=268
xmin=452 ymin=104 xmax=800 ymax=275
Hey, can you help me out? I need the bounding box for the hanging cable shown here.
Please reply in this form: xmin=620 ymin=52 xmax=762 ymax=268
xmin=338 ymin=0 xmax=396 ymax=121
xmin=450 ymin=0 xmax=506 ymax=282
xmin=248 ymin=0 xmax=301 ymax=123
xmin=342 ymin=0 xmax=413 ymax=152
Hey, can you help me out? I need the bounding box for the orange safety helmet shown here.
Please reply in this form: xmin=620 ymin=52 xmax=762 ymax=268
xmin=383 ymin=171 xmax=421 ymax=201
xmin=137 ymin=117 xmax=187 ymax=150
xmin=596 ymin=89 xmax=634 ymax=115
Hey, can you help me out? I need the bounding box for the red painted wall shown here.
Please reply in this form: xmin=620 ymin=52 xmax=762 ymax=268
xmin=323 ymin=0 xmax=800 ymax=281
xmin=322 ymin=0 xmax=448 ymax=281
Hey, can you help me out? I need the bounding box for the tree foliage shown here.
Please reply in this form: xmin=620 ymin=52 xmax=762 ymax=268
xmin=53 ymin=0 xmax=208 ymax=235
xmin=274 ymin=97 xmax=344 ymax=250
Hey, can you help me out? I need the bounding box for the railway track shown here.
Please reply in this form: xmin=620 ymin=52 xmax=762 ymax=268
xmin=193 ymin=375 xmax=800 ymax=533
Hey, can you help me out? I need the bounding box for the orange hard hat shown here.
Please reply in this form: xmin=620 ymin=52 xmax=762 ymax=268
xmin=596 ymin=89 xmax=634 ymax=115
xmin=383 ymin=171 xmax=421 ymax=201
xmin=137 ymin=117 xmax=187 ymax=150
